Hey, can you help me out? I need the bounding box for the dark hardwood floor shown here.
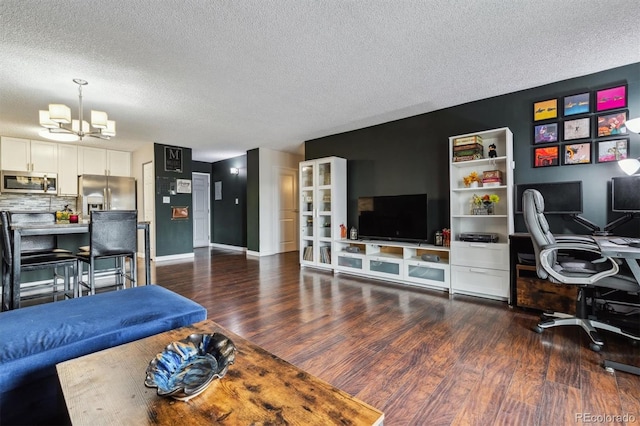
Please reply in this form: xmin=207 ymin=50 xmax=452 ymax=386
xmin=151 ymin=247 xmax=640 ymax=425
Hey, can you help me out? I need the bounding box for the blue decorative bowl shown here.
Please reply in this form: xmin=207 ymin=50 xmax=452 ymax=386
xmin=144 ymin=333 xmax=236 ymax=400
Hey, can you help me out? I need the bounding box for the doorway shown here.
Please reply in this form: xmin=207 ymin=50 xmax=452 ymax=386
xmin=192 ymin=172 xmax=211 ymax=248
xmin=277 ymin=167 xmax=298 ymax=253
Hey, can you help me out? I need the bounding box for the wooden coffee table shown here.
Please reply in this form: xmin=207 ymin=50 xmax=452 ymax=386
xmin=57 ymin=320 xmax=384 ymax=425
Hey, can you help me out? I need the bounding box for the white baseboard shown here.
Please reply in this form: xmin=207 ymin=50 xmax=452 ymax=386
xmin=210 ymin=243 xmax=246 ymax=252
xmin=155 ymin=252 xmax=195 ymax=263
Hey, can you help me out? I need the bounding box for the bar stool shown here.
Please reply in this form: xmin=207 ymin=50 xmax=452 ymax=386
xmin=76 ymin=210 xmax=137 ymax=296
xmin=1 ymin=211 xmax=77 ymax=309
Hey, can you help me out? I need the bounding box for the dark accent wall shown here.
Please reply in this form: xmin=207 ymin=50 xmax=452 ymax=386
xmin=211 ymin=155 xmax=247 ymax=247
xmin=246 ymin=149 xmax=260 ymax=252
xmin=306 ymin=63 xmax=640 ymax=239
xmin=154 ymin=143 xmax=193 ymax=256
xmin=192 ymin=161 xmax=212 ymax=174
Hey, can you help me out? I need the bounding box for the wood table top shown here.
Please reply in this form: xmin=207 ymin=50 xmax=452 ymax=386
xmin=57 ymin=319 xmax=384 ymax=425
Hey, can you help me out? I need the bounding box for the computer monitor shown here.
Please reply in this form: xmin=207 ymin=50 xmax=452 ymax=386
xmin=612 ymin=175 xmax=640 ymax=212
xmin=515 ymin=181 xmax=583 ymax=214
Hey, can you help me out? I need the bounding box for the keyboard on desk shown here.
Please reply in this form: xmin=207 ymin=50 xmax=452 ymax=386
xmin=609 ymin=237 xmax=640 ymax=245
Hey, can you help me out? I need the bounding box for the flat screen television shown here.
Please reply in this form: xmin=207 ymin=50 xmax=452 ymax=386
xmin=514 ymin=181 xmax=583 ymax=214
xmin=357 ymin=194 xmax=428 ymax=242
xmin=612 ymin=175 xmax=640 ymax=212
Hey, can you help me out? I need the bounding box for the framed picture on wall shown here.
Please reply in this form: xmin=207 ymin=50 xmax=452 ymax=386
xmin=595 ymin=85 xmax=627 ymax=112
xmin=533 ymin=145 xmax=559 ymax=167
xmin=533 ymin=123 xmax=558 ymax=144
xmin=563 ymin=92 xmax=590 ymax=116
xmin=533 ymin=98 xmax=558 ymax=121
xmin=563 ymin=117 xmax=591 ymax=141
xmin=597 ymin=110 xmax=627 ymax=137
xmin=597 ymin=138 xmax=629 ymax=163
xmin=563 ymin=142 xmax=592 ymax=165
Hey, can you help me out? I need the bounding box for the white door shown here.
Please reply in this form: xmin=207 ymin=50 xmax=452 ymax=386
xmin=277 ymin=167 xmax=298 ymax=253
xmin=192 ymin=172 xmax=210 ymax=248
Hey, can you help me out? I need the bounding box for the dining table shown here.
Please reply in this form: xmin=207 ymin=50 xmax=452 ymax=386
xmin=4 ymin=221 xmax=151 ymax=311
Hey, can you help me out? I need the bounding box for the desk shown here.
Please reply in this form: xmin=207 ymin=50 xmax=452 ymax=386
xmin=594 ymin=237 xmax=640 ymax=376
xmin=57 ymin=319 xmax=384 ymax=425
xmin=594 ymin=237 xmax=640 ymax=284
xmin=4 ymin=221 xmax=151 ymax=311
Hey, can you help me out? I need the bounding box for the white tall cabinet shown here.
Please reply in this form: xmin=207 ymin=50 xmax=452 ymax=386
xmin=299 ymin=156 xmax=346 ymax=270
xmin=449 ymin=127 xmax=514 ymax=301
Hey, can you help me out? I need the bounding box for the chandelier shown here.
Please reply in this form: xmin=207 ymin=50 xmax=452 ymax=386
xmin=39 ymin=78 xmax=116 ymax=142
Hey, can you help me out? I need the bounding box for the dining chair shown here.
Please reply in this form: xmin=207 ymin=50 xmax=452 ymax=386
xmin=1 ymin=211 xmax=78 ymax=309
xmin=76 ymin=210 xmax=137 ymax=297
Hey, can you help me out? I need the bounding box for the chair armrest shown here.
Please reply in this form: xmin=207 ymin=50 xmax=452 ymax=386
xmin=539 ymin=243 xmax=620 ymax=285
xmin=555 ymin=235 xmax=596 ymax=244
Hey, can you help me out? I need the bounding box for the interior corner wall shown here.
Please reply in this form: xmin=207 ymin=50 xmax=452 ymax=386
xmin=305 ymin=63 xmax=640 ymax=239
xmin=246 ymin=149 xmax=260 ymax=252
xmin=132 ymin=143 xmax=155 ymax=259
xmin=153 ymin=143 xmax=194 ymax=256
xmin=211 ymin=155 xmax=247 ymax=247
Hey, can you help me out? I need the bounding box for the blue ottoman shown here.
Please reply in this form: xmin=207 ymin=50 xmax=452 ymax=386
xmin=0 ymin=285 xmax=207 ymax=425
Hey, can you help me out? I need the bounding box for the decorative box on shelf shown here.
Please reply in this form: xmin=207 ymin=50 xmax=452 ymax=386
xmin=453 ymin=135 xmax=483 ymax=146
xmin=453 ymin=153 xmax=483 ymax=162
xmin=482 ymin=170 xmax=503 ymax=187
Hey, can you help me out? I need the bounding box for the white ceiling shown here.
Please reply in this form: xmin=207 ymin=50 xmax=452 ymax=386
xmin=1 ymin=1 xmax=640 ymax=163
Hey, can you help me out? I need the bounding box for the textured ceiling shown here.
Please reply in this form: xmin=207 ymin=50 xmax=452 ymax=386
xmin=1 ymin=1 xmax=640 ymax=163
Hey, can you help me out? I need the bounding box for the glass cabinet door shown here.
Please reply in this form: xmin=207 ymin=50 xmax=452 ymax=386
xmin=301 ymin=163 xmax=314 ymax=188
xmin=318 ymin=161 xmax=331 ymax=186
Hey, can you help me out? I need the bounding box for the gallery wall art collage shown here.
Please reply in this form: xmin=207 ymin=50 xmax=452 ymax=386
xmin=532 ymin=84 xmax=629 ymax=168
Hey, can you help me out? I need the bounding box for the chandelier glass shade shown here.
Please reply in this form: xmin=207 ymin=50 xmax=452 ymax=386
xmin=39 ymin=79 xmax=116 ymax=142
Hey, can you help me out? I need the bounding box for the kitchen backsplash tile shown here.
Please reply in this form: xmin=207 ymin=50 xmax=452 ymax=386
xmin=0 ymin=194 xmax=77 ymax=212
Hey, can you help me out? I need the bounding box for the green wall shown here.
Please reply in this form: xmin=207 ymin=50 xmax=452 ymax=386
xmin=154 ymin=143 xmax=194 ymax=256
xmin=306 ymin=63 xmax=640 ymax=239
xmin=211 ymin=155 xmax=247 ymax=247
xmin=246 ymin=148 xmax=260 ymax=252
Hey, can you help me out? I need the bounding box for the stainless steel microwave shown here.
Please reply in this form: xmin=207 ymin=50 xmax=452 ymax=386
xmin=1 ymin=171 xmax=58 ymax=194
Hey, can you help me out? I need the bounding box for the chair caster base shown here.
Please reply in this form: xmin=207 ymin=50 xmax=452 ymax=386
xmin=534 ymin=326 xmax=543 ymax=334
xmin=589 ymin=342 xmax=602 ymax=352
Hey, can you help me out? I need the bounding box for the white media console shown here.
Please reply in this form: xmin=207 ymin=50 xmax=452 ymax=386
xmin=333 ymin=239 xmax=450 ymax=292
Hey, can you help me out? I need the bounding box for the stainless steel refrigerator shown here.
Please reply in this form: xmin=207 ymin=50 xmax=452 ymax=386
xmin=77 ymin=175 xmax=136 ymax=218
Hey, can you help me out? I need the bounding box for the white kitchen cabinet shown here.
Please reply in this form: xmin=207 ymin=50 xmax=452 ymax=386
xmin=1 ymin=136 xmax=58 ymax=173
xmin=57 ymin=144 xmax=78 ymax=195
xmin=78 ymin=146 xmax=131 ymax=176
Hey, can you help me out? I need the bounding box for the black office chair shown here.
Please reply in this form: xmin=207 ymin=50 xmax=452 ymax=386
xmin=522 ymin=189 xmax=640 ymax=351
xmin=76 ymin=210 xmax=137 ymax=297
xmin=1 ymin=211 xmax=78 ymax=309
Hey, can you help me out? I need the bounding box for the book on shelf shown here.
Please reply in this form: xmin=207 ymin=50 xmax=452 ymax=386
xmin=303 ymin=246 xmax=314 ymax=261
xmin=319 ymin=246 xmax=331 ymax=263
xmin=453 ymin=147 xmax=483 ymax=157
xmin=453 ymin=153 xmax=484 ymax=162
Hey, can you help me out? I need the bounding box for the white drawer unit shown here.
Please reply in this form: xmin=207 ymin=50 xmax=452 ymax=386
xmin=450 ymin=241 xmax=509 ymax=270
xmin=404 ymin=259 xmax=450 ymax=290
xmin=367 ymin=255 xmax=403 ymax=280
xmin=336 ymin=252 xmax=366 ymax=273
xmin=451 ymin=265 xmax=509 ymax=300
